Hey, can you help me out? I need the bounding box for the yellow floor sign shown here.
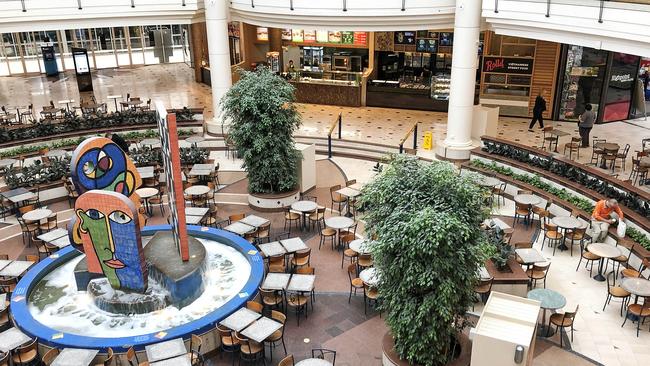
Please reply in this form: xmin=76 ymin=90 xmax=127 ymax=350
xmin=423 ymin=131 xmax=433 ymax=150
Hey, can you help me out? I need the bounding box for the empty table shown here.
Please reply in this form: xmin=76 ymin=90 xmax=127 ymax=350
xmin=0 ymin=260 xmax=11 ymax=272
xmin=185 ymin=215 xmax=204 ymax=225
xmin=4 ymin=188 xmax=36 ymax=204
xmin=514 ymin=194 xmax=542 ymax=206
xmin=258 ymin=242 xmax=286 ymax=257
xmin=261 ymin=273 xmax=291 ymax=291
xmin=137 ymin=166 xmax=155 ymax=179
xmin=46 ymin=149 xmax=68 ymax=159
xmin=551 ymin=216 xmax=582 ymax=251
xmin=106 ymin=95 xmax=121 ymax=111
xmin=325 ymin=216 xmax=354 ymax=231
xmin=336 ymin=187 xmax=361 ymax=217
xmin=50 ymin=236 xmax=71 ymax=248
xmin=224 ymin=222 xmax=255 ymax=236
xmin=0 ymin=260 xmax=35 ymax=277
xmin=360 ymin=268 xmax=380 ymax=287
xmin=241 ymin=317 xmax=283 ymax=343
xmin=185 ymin=136 xmax=205 ymax=146
xmin=150 ymin=354 xmax=192 ymax=366
xmin=515 ymin=248 xmax=546 ymax=265
xmin=349 ymin=239 xmax=373 ymax=254
xmin=58 ymin=99 xmax=75 ymax=111
xmin=22 ymin=208 xmax=52 ymax=222
xmin=280 ymin=237 xmax=308 ymax=253
xmin=184 ymin=185 xmax=210 ymax=196
xmin=185 ymin=207 xmax=209 ymax=225
xmin=287 ymin=274 xmax=316 ymax=293
xmin=219 ymin=307 xmax=262 ymax=332
xmin=621 ymin=277 xmax=650 ymax=300
xmin=527 ymin=288 xmax=566 ymax=337
xmin=477 ymin=176 xmax=500 ymax=187
xmin=239 ymin=214 xmax=270 ymax=228
xmin=296 ymin=360 xmax=332 ymax=366
xmin=0 ymin=327 xmax=31 ymax=353
xmin=38 ymin=228 xmax=68 ymax=243
xmin=141 ymin=138 xmax=160 ymax=148
xmin=52 ymin=348 xmax=99 ymax=366
xmin=146 ymin=338 xmax=187 ymax=363
xmin=291 ymin=200 xmax=318 ymax=229
xmin=188 ymin=164 xmax=213 ymax=177
xmin=587 ymin=243 xmax=622 ymax=281
xmin=136 ymin=187 xmax=158 ymax=199
xmin=0 ymin=159 xmax=18 ymax=168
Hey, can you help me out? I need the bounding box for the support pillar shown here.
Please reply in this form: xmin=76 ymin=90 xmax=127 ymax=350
xmin=436 ymin=0 xmax=481 ymax=161
xmin=268 ymin=28 xmax=283 ymax=71
xmin=205 ymin=0 xmax=232 ymax=135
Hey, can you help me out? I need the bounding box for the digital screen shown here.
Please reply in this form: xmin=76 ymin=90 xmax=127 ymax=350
xmin=304 ymin=30 xmax=316 ymax=43
xmin=256 ymin=27 xmax=268 ymax=41
xmin=316 ymin=31 xmax=328 ymax=43
xmin=416 ymin=39 xmax=437 ymax=53
xmin=282 ymin=29 xmax=292 ymax=41
xmin=74 ymin=53 xmax=89 ymax=74
xmin=439 ymin=32 xmax=453 ymax=46
xmin=394 ymin=31 xmax=416 ymax=45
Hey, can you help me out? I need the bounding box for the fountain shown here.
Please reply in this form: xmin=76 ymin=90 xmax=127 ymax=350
xmin=11 ymin=105 xmax=264 ymax=354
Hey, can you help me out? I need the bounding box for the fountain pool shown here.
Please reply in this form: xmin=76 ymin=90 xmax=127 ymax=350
xmin=11 ymin=225 xmax=264 ymax=352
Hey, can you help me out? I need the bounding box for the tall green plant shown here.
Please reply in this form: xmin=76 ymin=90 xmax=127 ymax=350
xmin=358 ymin=155 xmax=491 ymax=366
xmin=220 ymin=67 xmax=302 ymax=194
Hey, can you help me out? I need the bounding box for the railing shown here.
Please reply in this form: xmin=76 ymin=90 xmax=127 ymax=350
xmin=235 ymin=0 xmax=413 ymax=12
xmin=493 ymin=0 xmax=650 ymax=23
xmin=327 ymin=113 xmax=342 ymax=159
xmin=398 ymin=121 xmax=418 ymax=154
xmin=2 ymin=0 xmax=191 ymax=12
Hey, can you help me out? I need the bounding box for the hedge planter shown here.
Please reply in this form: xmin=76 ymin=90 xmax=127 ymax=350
xmin=248 ymin=188 xmax=300 ymax=212
xmin=382 ymin=332 xmax=471 ymax=366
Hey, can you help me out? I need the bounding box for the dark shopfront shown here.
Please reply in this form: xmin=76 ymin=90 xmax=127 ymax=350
xmin=554 ymin=44 xmax=642 ymax=123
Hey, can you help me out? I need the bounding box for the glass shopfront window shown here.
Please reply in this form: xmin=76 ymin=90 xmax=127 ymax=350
xmin=558 ymin=45 xmax=607 ymax=121
xmin=602 ymin=52 xmax=640 ymax=122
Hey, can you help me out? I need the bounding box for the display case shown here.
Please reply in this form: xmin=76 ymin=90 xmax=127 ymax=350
xmin=431 ymin=73 xmax=451 ymax=100
xmin=286 ymin=70 xmax=361 ymax=87
xmin=285 ymin=70 xmax=362 ymax=106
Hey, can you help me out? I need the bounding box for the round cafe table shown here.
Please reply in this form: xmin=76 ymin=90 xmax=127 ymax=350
xmin=514 ymin=194 xmax=542 ymax=206
xmin=0 ymin=159 xmax=18 ymax=168
xmin=325 ymin=216 xmax=355 ymax=249
xmin=620 ymin=277 xmax=650 ymax=298
xmin=184 ymin=185 xmax=210 ymax=196
xmin=587 ymin=243 xmax=621 ymax=282
xmin=527 ymin=288 xmax=566 ymax=337
xmin=185 ymin=136 xmax=205 ymax=146
xmin=136 ymin=187 xmax=159 ymax=215
xmin=551 ymin=216 xmax=582 ymax=251
xmin=141 ymin=138 xmax=160 ymax=147
xmin=45 ymin=149 xmax=67 ymax=158
xmin=349 ymin=239 xmax=373 ymax=254
xmin=295 ymin=359 xmax=332 ymax=366
xmin=359 ymin=267 xmax=380 ymax=287
xmin=595 ymin=142 xmax=620 ymax=168
xmin=291 ymin=200 xmax=318 ymax=230
xmin=477 ymin=176 xmax=500 ymax=188
xmin=22 ymin=208 xmax=52 ymax=222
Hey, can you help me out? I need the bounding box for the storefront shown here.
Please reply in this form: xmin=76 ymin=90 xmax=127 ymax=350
xmin=479 ymin=32 xmax=561 ymax=118
xmin=366 ymin=30 xmax=478 ymax=111
xmin=554 ymin=45 xmax=641 ymax=123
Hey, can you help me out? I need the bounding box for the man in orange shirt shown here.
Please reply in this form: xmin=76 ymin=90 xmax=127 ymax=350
xmin=591 ymin=198 xmax=624 ymax=241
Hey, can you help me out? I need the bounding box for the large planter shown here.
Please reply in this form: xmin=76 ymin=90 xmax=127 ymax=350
xmin=382 ymin=332 xmax=471 ymax=366
xmin=248 ymin=188 xmax=300 ymax=212
xmin=484 ymin=258 xmax=529 ymax=298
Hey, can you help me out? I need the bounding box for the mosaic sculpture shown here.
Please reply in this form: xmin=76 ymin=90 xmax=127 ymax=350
xmin=69 ymin=137 xmax=148 ymax=292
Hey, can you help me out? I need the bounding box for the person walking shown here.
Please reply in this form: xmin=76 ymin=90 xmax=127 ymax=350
xmin=578 ymin=104 xmax=595 ymax=147
xmin=528 ymin=91 xmax=547 ymax=131
xmin=591 ymin=198 xmax=624 ymax=242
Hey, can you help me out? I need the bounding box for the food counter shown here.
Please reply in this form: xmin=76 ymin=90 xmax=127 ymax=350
xmin=286 ymin=70 xmax=362 ymax=107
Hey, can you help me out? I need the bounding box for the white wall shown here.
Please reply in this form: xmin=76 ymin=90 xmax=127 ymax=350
xmin=482 ymin=0 xmax=650 ymax=58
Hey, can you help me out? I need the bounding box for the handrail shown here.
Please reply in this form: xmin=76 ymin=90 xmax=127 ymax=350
xmin=21 ymin=0 xmax=26 ymax=12
xmin=398 ymin=121 xmax=418 ymax=154
xmin=546 ymin=0 xmax=551 ymax=17
xmin=343 ymin=0 xmax=347 ymax=12
xmin=327 ymin=113 xmax=342 ymax=158
xmin=77 ymin=0 xmax=82 ymax=10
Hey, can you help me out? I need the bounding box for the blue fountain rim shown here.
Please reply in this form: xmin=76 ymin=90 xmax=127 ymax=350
xmin=11 ymin=225 xmax=264 ymax=353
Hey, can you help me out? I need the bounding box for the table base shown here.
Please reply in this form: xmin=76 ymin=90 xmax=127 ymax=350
xmin=537 ymin=325 xmax=556 ymax=337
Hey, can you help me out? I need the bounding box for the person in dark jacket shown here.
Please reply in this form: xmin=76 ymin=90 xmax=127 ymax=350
xmin=106 ymin=133 xmax=130 ymax=153
xmin=528 ymin=91 xmax=547 ymax=131
xmin=578 ymin=104 xmax=595 ymax=147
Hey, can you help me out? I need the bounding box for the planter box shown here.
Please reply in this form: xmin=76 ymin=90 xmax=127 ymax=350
xmin=248 ymin=188 xmax=300 ymax=212
xmin=485 ymin=259 xmax=529 ymax=298
xmin=382 ymin=331 xmax=471 ymax=366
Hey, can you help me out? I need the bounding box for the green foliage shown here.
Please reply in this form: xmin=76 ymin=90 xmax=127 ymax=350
xmin=358 ymin=155 xmax=491 ymax=366
xmin=471 ymin=159 xmax=650 ymax=250
xmin=5 ymin=157 xmax=70 ymax=189
xmin=129 ymin=146 xmax=208 ymax=166
xmin=220 ymin=67 xmax=302 ymax=194
xmin=485 ymin=224 xmax=514 ymax=270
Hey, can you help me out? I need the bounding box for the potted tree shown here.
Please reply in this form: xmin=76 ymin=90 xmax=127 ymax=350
xmin=220 ymin=67 xmax=302 ymax=209
xmin=358 ymin=155 xmax=492 ymax=366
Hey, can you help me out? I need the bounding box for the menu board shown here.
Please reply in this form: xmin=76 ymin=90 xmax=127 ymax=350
xmin=341 ymin=31 xmax=354 ymax=44
xmin=228 ymin=22 xmax=240 ymax=38
xmin=394 ymin=31 xmax=415 ymax=45
xmin=328 ymin=31 xmax=342 ymax=43
xmin=256 ymin=27 xmax=268 ymax=41
xmin=304 ymin=30 xmax=316 ymax=43
xmin=282 ymin=29 xmax=292 ymax=41
xmin=353 ymin=32 xmax=367 ymax=46
xmin=316 ymin=31 xmax=328 ymax=43
xmin=439 ymin=32 xmax=453 ymax=46
xmin=292 ymin=29 xmax=304 ymax=43
xmin=416 ymin=39 xmax=437 ymax=53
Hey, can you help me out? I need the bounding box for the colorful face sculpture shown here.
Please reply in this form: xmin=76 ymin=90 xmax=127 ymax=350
xmin=75 ymin=190 xmax=148 ymax=292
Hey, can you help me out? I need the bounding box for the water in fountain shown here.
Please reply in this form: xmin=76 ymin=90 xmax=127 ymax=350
xmin=27 ymin=237 xmax=251 ymax=337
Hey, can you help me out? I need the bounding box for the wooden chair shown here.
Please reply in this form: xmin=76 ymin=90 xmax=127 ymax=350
xmin=265 ymin=310 xmax=288 ymax=362
xmin=311 ymin=349 xmax=337 ymax=364
xmin=189 ymin=334 xmax=203 ymax=366
xmin=64 ymin=180 xmax=79 ymax=207
xmin=259 ymin=288 xmax=283 ymax=313
xmin=148 ymin=184 xmax=166 ymax=216
xmin=94 ymin=347 xmax=114 ymax=366
xmin=548 ymin=305 xmax=578 ymax=347
xmin=42 ymin=348 xmax=59 ymax=366
xmin=565 ymin=226 xmax=587 ymax=257
xmin=278 ymin=354 xmax=294 ymax=366
xmin=526 ymin=262 xmax=551 ymax=288
xmin=125 ymin=346 xmax=147 ymax=366
xmin=473 ymin=277 xmax=493 ymax=310
xmin=319 ymin=225 xmax=336 ymax=251
xmin=491 ymin=182 xmax=507 ymax=208
xmin=603 ymin=271 xmax=630 ymax=316
xmin=0 ymin=277 xmax=17 ymax=294
xmin=0 ymin=307 xmax=10 ymax=331
xmin=340 ymin=234 xmax=357 ymax=268
xmin=563 ymin=137 xmax=581 ymax=160
xmin=31 ymin=234 xmax=51 ymax=259
xmin=246 ymin=300 xmax=263 ymax=314
xmin=216 ymin=325 xmax=240 ymax=364
xmin=622 ymin=297 xmax=650 ymax=337
xmin=0 ymin=352 xmax=7 ymax=366
xmin=201 ymin=203 xmax=220 ymax=228
xmin=25 ymin=254 xmax=39 ymax=265
xmin=589 ymin=139 xmax=606 ymax=165
xmin=286 ymin=290 xmax=308 ymax=326
xmin=268 ymin=254 xmax=287 ymax=273
xmin=540 ymin=221 xmax=563 ymax=256
xmin=601 ymin=147 xmax=619 ymax=172
xmin=363 ymin=283 xmax=379 ymax=315
xmin=513 ymin=242 xmax=533 ymax=267
xmin=347 ymin=263 xmax=364 ymax=303
xmin=345 ymin=179 xmax=357 ymax=187
xmin=513 ymin=202 xmax=531 ymax=228
xmin=541 ymin=127 xmax=558 ymax=151
xmin=615 ymin=143 xmax=631 ymax=171
xmin=330 ymin=184 xmax=348 ymax=213
xmin=357 ymin=253 xmax=373 ymax=274
xmin=284 ymin=207 xmax=300 ymax=234
xmin=255 ymin=222 xmax=271 ymax=244
xmin=11 ymin=338 xmax=38 ymax=366
xmin=291 ymin=249 xmax=311 ymax=271
xmin=609 ymin=242 xmax=634 ymax=281
xmin=621 ymin=258 xmax=650 ymax=279
xmin=308 ymin=207 xmax=326 ymax=231
xmin=40 ymin=213 xmax=58 ymax=232
xmin=575 ymin=241 xmax=600 ymax=277
xmin=339 ymin=222 xmax=358 ymax=239
xmin=228 ymin=213 xmax=246 ymax=224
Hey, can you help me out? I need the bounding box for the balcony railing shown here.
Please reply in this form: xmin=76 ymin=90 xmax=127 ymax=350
xmin=0 ymin=0 xmax=191 ymax=13
xmin=239 ymin=0 xmax=414 ymax=12
xmin=492 ymin=0 xmax=650 ymax=24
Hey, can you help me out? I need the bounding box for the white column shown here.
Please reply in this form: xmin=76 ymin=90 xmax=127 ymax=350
xmin=205 ymin=0 xmax=232 ymax=127
xmin=438 ymin=0 xmax=481 ymax=159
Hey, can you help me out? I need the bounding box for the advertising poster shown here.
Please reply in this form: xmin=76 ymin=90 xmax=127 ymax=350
xmin=292 ymin=29 xmax=304 ymax=43
xmin=304 ymin=30 xmax=316 ymax=43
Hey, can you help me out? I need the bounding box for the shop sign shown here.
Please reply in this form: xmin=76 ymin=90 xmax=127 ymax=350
xmin=282 ymin=29 xmax=292 ymax=41
xmin=482 ymin=57 xmax=533 ymax=74
xmin=328 ymin=31 xmax=342 ymax=43
xmin=304 ymin=30 xmax=316 ymax=43
xmin=341 ymin=31 xmax=354 ymax=44
xmin=316 ymin=31 xmax=329 ymax=43
xmin=292 ymin=29 xmax=304 ymax=43
xmin=256 ymin=27 xmax=268 ymax=41
xmin=353 ymin=32 xmax=367 ymax=46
